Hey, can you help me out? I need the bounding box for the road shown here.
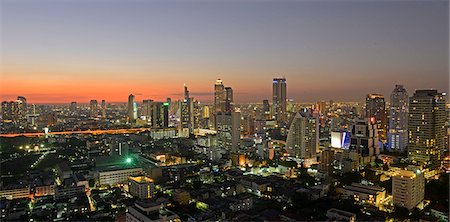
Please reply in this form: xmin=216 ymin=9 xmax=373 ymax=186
xmin=0 ymin=128 xmax=152 ymax=138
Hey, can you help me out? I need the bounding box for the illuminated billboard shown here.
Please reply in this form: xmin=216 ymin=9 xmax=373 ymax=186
xmin=331 ymin=131 xmax=350 ymax=149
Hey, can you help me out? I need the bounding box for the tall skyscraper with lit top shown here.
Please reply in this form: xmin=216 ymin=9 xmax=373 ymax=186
xmin=272 ymin=77 xmax=287 ymax=125
xmin=408 ymin=90 xmax=447 ymax=167
xmin=388 ymin=85 xmax=408 ymax=152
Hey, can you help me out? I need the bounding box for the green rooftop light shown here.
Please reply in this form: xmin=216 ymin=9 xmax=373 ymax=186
xmin=126 ymin=157 xmax=132 ymax=163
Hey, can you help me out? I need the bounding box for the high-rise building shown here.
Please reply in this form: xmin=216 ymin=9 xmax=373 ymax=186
xmin=392 ymin=169 xmax=424 ymax=209
xmin=214 ymin=79 xmax=234 ymax=129
xmin=319 ymin=148 xmax=335 ymax=175
xmin=366 ymin=94 xmax=387 ymax=141
xmin=1 ymin=101 xmax=15 ymax=121
xmin=16 ymin=96 xmax=27 ymax=119
xmin=179 ymin=84 xmax=198 ymax=133
xmin=286 ymin=111 xmax=319 ymax=159
xmin=179 ymin=99 xmax=191 ymax=131
xmin=128 ymin=94 xmax=137 ymax=122
xmin=388 ymin=85 xmax=409 ymax=152
xmin=263 ymin=99 xmax=270 ymax=120
xmin=408 ymin=90 xmax=447 ymax=167
xmin=214 ymin=79 xmax=226 ymax=114
xmin=349 ymin=119 xmax=380 ymax=165
xmin=142 ymin=99 xmax=154 ymax=121
xmin=272 ymin=78 xmax=287 ymax=125
xmin=101 ymin=99 xmax=106 ymax=118
xmin=224 ymin=87 xmax=233 ymax=113
xmin=152 ymin=102 xmax=169 ymax=128
xmin=90 ymin=100 xmax=98 ymax=116
xmin=216 ymin=111 xmax=241 ymax=153
xmin=184 ymin=84 xmax=189 ymax=100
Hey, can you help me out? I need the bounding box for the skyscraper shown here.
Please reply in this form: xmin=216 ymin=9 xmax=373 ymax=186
xmin=214 ymin=79 xmax=234 ymax=129
xmin=184 ymin=83 xmax=189 ymax=100
xmin=16 ymin=96 xmax=27 ymax=122
xmin=90 ymin=100 xmax=98 ymax=116
xmin=286 ymin=111 xmax=319 ymax=159
xmin=349 ymin=118 xmax=380 ymax=165
xmin=101 ymin=99 xmax=106 ymax=118
xmin=128 ymin=94 xmax=137 ymax=122
xmin=142 ymin=99 xmax=154 ymax=121
xmin=214 ymin=79 xmax=226 ymax=114
xmin=272 ymin=77 xmax=287 ymax=125
xmin=263 ymin=99 xmax=271 ymax=120
xmin=216 ymin=111 xmax=241 ymax=153
xmin=224 ymin=87 xmax=233 ymax=113
xmin=151 ymin=102 xmax=169 ymax=128
xmin=179 ymin=84 xmax=196 ymax=134
xmin=366 ymin=94 xmax=387 ymax=141
xmin=408 ymin=90 xmax=447 ymax=167
xmin=388 ymin=85 xmax=409 ymax=152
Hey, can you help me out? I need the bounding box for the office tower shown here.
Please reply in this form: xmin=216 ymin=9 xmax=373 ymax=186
xmin=179 ymin=99 xmax=190 ymax=131
xmin=408 ymin=90 xmax=447 ymax=167
xmin=242 ymin=114 xmax=255 ymax=135
xmin=319 ymin=148 xmax=336 ymax=176
xmin=90 ymin=100 xmax=98 ymax=115
xmin=128 ymin=94 xmax=137 ymax=122
xmin=286 ymin=111 xmax=319 ymax=159
xmin=214 ymin=79 xmax=234 ymax=129
xmin=142 ymin=99 xmax=153 ymax=121
xmin=162 ymin=102 xmax=169 ymax=127
xmin=192 ymin=99 xmax=200 ymax=130
xmin=179 ymin=84 xmax=197 ymax=133
xmin=214 ymin=79 xmax=226 ymax=114
xmin=152 ymin=102 xmax=169 ymax=128
xmin=366 ymin=94 xmax=387 ymax=141
xmin=128 ymin=176 xmax=155 ymax=199
xmin=272 ymin=77 xmax=287 ymax=125
xmin=388 ymin=85 xmax=409 ymax=152
xmin=16 ymin=96 xmax=27 ymax=117
xmin=392 ymin=169 xmax=424 ymax=209
xmin=1 ymin=101 xmax=14 ymax=120
xmin=101 ymin=99 xmax=106 ymax=118
xmin=184 ymin=84 xmax=189 ymax=100
xmin=263 ymin=99 xmax=270 ymax=120
xmin=216 ymin=111 xmax=241 ymax=152
xmin=349 ymin=119 xmax=380 ymax=164
xmin=69 ymin=102 xmax=77 ymax=112
xmin=224 ymin=87 xmax=233 ymax=113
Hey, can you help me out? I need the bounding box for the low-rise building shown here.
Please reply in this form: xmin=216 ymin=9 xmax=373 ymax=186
xmin=342 ymin=183 xmax=386 ymax=208
xmin=97 ymin=166 xmax=143 ymax=186
xmin=0 ymin=186 xmax=30 ymax=200
xmin=326 ymin=208 xmax=356 ymax=222
xmin=129 ymin=176 xmax=155 ymax=199
xmin=126 ymin=200 xmax=179 ymax=222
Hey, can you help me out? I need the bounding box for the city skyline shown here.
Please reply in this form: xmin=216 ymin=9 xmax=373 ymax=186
xmin=1 ymin=0 xmax=448 ymax=103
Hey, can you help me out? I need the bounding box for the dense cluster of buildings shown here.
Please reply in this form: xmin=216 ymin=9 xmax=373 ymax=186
xmin=1 ymin=78 xmax=449 ymax=221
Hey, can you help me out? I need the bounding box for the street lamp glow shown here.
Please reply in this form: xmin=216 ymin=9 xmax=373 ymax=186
xmin=126 ymin=158 xmax=132 ymax=163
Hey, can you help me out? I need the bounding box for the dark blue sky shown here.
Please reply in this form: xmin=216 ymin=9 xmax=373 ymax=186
xmin=1 ymin=0 xmax=448 ymax=103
